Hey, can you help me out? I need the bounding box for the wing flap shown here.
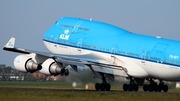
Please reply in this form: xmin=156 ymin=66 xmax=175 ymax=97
xmin=55 ymin=56 xmax=86 ymax=67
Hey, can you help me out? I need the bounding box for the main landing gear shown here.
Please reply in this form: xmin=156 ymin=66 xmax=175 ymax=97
xmin=123 ymin=77 xmax=139 ymax=91
xmin=95 ymin=74 xmax=111 ymax=91
xmin=143 ymin=79 xmax=168 ymax=92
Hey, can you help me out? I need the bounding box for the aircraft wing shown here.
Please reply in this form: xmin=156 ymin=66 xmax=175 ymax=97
xmin=3 ymin=37 xmax=127 ymax=77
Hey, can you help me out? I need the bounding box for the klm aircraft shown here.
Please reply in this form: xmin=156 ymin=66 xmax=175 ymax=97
xmin=3 ymin=17 xmax=180 ymax=92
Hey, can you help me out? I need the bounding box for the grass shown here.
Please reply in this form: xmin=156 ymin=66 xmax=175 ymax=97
xmin=0 ymin=81 xmax=72 ymax=88
xmin=0 ymin=81 xmax=180 ymax=101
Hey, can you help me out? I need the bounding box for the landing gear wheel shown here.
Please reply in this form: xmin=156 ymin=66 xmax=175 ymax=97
xmin=153 ymin=83 xmax=158 ymax=92
xmin=95 ymin=73 xmax=111 ymax=91
xmin=95 ymin=83 xmax=111 ymax=91
xmin=133 ymin=84 xmax=139 ymax=91
xmin=128 ymin=84 xmax=133 ymax=91
xmin=106 ymin=83 xmax=111 ymax=91
xmin=100 ymin=83 xmax=106 ymax=91
xmin=143 ymin=79 xmax=169 ymax=92
xmin=143 ymin=84 xmax=148 ymax=92
xmin=123 ymin=77 xmax=139 ymax=92
xmin=148 ymin=84 xmax=153 ymax=92
xmin=95 ymin=83 xmax=100 ymax=91
xmin=163 ymin=85 xmax=168 ymax=92
xmin=123 ymin=84 xmax=128 ymax=91
xmin=157 ymin=85 xmax=162 ymax=92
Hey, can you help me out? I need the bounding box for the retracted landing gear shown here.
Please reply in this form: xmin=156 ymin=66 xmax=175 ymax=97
xmin=95 ymin=74 xmax=111 ymax=91
xmin=143 ymin=79 xmax=168 ymax=92
xmin=123 ymin=77 xmax=139 ymax=91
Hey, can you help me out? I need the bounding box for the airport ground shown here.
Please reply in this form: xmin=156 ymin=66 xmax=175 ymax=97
xmin=0 ymin=81 xmax=180 ymax=101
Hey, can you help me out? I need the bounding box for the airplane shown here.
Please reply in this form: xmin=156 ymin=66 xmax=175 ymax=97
xmin=3 ymin=17 xmax=180 ymax=92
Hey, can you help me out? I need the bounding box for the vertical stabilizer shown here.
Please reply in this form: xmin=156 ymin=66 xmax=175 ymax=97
xmin=4 ymin=37 xmax=15 ymax=48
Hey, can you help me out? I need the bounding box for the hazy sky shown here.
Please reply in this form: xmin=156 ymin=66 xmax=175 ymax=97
xmin=1 ymin=0 xmax=180 ymax=67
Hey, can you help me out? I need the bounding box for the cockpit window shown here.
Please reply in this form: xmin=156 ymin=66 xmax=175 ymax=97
xmin=55 ymin=21 xmax=59 ymax=25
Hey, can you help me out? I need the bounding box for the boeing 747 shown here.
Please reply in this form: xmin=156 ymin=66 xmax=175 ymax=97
xmin=3 ymin=17 xmax=180 ymax=92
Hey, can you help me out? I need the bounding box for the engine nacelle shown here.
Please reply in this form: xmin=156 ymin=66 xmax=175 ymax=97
xmin=39 ymin=58 xmax=63 ymax=75
xmin=14 ymin=54 xmax=42 ymax=73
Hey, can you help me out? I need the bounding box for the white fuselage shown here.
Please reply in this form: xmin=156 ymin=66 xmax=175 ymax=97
xmin=44 ymin=41 xmax=180 ymax=81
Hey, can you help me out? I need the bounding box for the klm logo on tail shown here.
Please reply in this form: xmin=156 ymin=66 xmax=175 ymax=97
xmin=60 ymin=29 xmax=70 ymax=40
xmin=8 ymin=42 xmax=14 ymax=47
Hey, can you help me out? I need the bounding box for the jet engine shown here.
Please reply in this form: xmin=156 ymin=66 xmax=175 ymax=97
xmin=14 ymin=54 xmax=42 ymax=73
xmin=39 ymin=58 xmax=64 ymax=76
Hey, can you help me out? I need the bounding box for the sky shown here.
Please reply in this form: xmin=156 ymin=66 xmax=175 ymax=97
xmin=1 ymin=0 xmax=180 ymax=67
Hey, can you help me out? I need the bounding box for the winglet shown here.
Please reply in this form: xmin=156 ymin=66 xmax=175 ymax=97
xmin=4 ymin=37 xmax=15 ymax=48
xmin=3 ymin=37 xmax=30 ymax=54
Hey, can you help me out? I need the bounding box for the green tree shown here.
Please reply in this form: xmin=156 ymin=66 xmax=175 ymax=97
xmin=3 ymin=66 xmax=13 ymax=74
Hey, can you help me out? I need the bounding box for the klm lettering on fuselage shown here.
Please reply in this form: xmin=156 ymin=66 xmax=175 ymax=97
xmin=60 ymin=29 xmax=70 ymax=40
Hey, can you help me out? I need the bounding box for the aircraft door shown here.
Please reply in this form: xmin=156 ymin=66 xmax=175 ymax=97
xmin=141 ymin=50 xmax=146 ymax=64
xmin=147 ymin=43 xmax=169 ymax=63
xmin=111 ymin=45 xmax=116 ymax=63
xmin=72 ymin=21 xmax=83 ymax=34
xmin=111 ymin=45 xmax=116 ymax=56
xmin=54 ymin=34 xmax=59 ymax=47
xmin=77 ymin=38 xmax=83 ymax=52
